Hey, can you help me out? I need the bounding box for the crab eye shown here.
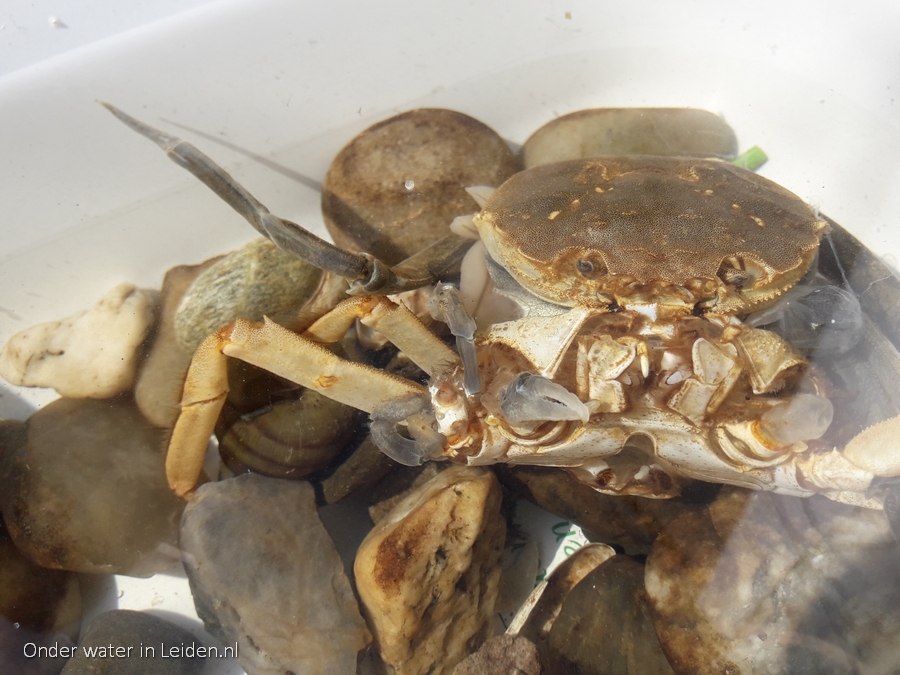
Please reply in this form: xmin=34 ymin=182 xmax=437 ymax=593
xmin=719 ymin=266 xmax=750 ymax=287
xmin=717 ymin=256 xmax=767 ymax=289
xmin=576 ymin=256 xmax=608 ymax=279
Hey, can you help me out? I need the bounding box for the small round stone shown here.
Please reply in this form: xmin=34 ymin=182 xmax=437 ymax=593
xmin=322 ymin=108 xmax=521 ymax=265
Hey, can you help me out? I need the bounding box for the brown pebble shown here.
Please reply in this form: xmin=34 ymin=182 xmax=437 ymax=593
xmin=322 ymin=108 xmax=521 ymax=265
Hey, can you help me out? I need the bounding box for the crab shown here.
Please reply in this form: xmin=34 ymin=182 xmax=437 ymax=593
xmin=101 ymin=104 xmax=900 ymax=507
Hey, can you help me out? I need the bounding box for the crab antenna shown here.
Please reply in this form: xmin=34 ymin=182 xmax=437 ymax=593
xmin=429 ymin=283 xmax=481 ymax=395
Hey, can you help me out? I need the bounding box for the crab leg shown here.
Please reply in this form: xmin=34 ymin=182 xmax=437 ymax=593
xmin=302 ymin=296 xmax=459 ymax=375
xmin=101 ymin=103 xmax=473 ymax=294
xmin=167 ymin=317 xmax=427 ymax=497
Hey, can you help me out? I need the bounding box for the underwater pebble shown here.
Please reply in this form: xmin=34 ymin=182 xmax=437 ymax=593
xmin=322 ymin=108 xmax=521 ymax=265
xmin=0 ymin=520 xmax=81 ymax=675
xmin=135 ymin=257 xmax=222 ymax=427
xmin=497 ymin=465 xmax=708 ymax=554
xmin=318 ymin=434 xmax=397 ymax=504
xmin=174 ymin=237 xmax=330 ymax=353
xmin=180 ymin=473 xmax=369 ymax=675
xmin=646 ymin=487 xmax=900 ymax=675
xmin=521 ymin=108 xmax=738 ymax=169
xmin=545 ymin=555 xmax=674 ymax=675
xmin=61 ymin=610 xmax=204 ymax=675
xmin=0 ymin=397 xmax=183 ymax=576
xmin=451 ymin=635 xmax=542 ymax=675
xmin=354 ymin=465 xmax=506 ymax=675
xmin=0 ymin=283 xmax=156 ymax=398
xmin=508 ymin=543 xmax=615 ymax=649
xmin=367 ymin=461 xmax=447 ymax=524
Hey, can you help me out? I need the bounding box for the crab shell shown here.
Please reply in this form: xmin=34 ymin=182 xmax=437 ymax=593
xmin=474 ymin=157 xmax=829 ymax=316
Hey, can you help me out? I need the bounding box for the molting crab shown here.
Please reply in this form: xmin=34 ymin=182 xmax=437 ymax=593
xmin=101 ymin=104 xmax=900 ymax=508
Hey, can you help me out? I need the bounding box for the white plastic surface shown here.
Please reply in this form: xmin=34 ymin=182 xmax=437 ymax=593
xmin=1 ymin=1 xmax=898 ymax=673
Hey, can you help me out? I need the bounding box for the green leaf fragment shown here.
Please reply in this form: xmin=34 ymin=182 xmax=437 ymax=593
xmin=733 ymin=145 xmax=769 ymax=172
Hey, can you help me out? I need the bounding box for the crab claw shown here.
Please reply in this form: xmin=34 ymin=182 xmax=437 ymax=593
xmin=842 ymin=415 xmax=900 ymax=477
xmin=757 ymin=393 xmax=834 ymax=446
xmin=792 ymin=415 xmax=900 ymax=507
xmin=499 ymin=372 xmax=590 ymax=425
xmin=371 ymin=393 xmax=446 ymax=466
xmin=885 ymin=482 xmax=900 ymax=543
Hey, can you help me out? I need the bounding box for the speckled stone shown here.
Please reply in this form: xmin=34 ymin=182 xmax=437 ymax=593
xmin=173 ymin=238 xmax=329 ymax=353
xmin=60 ymin=610 xmax=204 ymax=675
xmin=180 ymin=473 xmax=370 ymax=675
xmin=0 ymin=397 xmax=183 ymax=576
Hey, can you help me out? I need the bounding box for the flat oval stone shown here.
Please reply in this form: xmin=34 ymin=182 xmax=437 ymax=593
xmin=180 ymin=474 xmax=369 ymax=675
xmin=0 ymin=397 xmax=183 ymax=576
xmin=323 ymin=108 xmax=521 ymax=265
xmin=508 ymin=543 xmax=615 ymax=646
xmin=521 ymin=108 xmax=738 ymax=168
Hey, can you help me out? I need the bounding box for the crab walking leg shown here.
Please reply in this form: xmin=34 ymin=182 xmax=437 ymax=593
xmin=166 ymin=317 xmax=427 ymax=497
xmin=302 ymin=296 xmax=461 ymax=375
xmin=166 ymin=336 xmax=230 ymax=498
xmin=101 ymin=102 xmax=472 ymax=295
